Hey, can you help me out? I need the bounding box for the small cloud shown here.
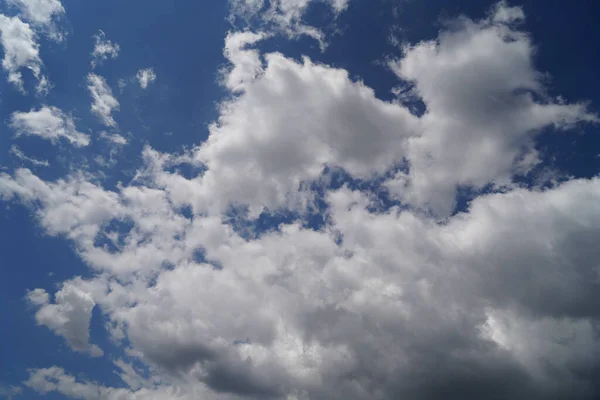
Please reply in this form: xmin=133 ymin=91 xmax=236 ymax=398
xmin=99 ymin=131 xmax=128 ymax=146
xmin=26 ymin=288 xmax=50 ymax=306
xmin=91 ymin=30 xmax=120 ymax=68
xmin=27 ymin=284 xmax=104 ymax=358
xmin=35 ymin=75 xmax=52 ymax=96
xmin=0 ymin=384 xmax=21 ymax=399
xmin=10 ymin=106 xmax=90 ymax=147
xmin=87 ymin=73 xmax=119 ymax=127
xmin=117 ymin=78 xmax=127 ymax=92
xmin=9 ymin=145 xmax=50 ymax=167
xmin=136 ymin=68 xmax=156 ymax=89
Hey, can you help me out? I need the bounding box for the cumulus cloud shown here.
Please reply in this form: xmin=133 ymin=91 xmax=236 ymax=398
xmin=91 ymin=30 xmax=120 ymax=68
xmin=87 ymin=73 xmax=119 ymax=127
xmin=27 ymin=283 xmax=104 ymax=357
xmin=6 ymin=165 xmax=600 ymax=398
xmin=10 ymin=106 xmax=90 ymax=147
xmin=175 ymin=1 xmax=594 ymax=217
xmin=0 ymin=15 xmax=46 ymax=92
xmin=191 ymin=50 xmax=418 ymax=214
xmin=2 ymin=2 xmax=600 ymax=400
xmin=387 ymin=5 xmax=598 ymax=215
xmin=6 ymin=0 xmax=65 ymax=40
xmin=136 ymin=67 xmax=156 ymax=89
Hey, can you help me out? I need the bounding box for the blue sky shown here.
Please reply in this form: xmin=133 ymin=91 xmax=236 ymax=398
xmin=1 ymin=0 xmax=600 ymax=399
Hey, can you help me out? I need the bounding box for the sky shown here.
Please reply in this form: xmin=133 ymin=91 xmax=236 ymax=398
xmin=0 ymin=0 xmax=600 ymax=399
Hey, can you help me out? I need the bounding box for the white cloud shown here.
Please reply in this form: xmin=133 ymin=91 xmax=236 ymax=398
xmin=99 ymin=131 xmax=128 ymax=145
xmin=27 ymin=288 xmax=50 ymax=305
xmin=35 ymin=73 xmax=51 ymax=94
xmin=177 ymin=2 xmax=594 ymax=217
xmin=136 ymin=67 xmax=156 ymax=89
xmin=91 ymin=30 xmax=120 ymax=68
xmin=230 ymin=0 xmax=349 ymax=46
xmin=27 ymin=283 xmax=104 ymax=357
xmin=87 ymin=73 xmax=119 ymax=127
xmin=0 ymin=168 xmax=126 ymax=241
xmin=222 ymin=31 xmax=267 ymax=92
xmin=2 ymin=2 xmax=600 ymax=400
xmin=6 ymin=167 xmax=600 ymax=398
xmin=229 ymin=0 xmax=264 ymax=18
xmin=6 ymin=0 xmax=65 ymax=40
xmin=189 ymin=50 xmax=418 ymax=214
xmin=387 ymin=3 xmax=598 ymax=215
xmin=9 ymin=145 xmax=49 ymax=167
xmin=490 ymin=0 xmax=525 ymax=23
xmin=10 ymin=106 xmax=90 ymax=147
xmin=268 ymin=0 xmax=349 ymax=23
xmin=0 ymin=15 xmax=46 ymax=92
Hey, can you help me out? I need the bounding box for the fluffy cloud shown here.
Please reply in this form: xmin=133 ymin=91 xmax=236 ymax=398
xmin=191 ymin=48 xmax=418 ymax=214
xmin=91 ymin=30 xmax=120 ymax=68
xmin=27 ymin=283 xmax=104 ymax=357
xmin=87 ymin=73 xmax=120 ymax=127
xmin=0 ymin=15 xmax=46 ymax=92
xmin=177 ymin=2 xmax=594 ymax=216
xmin=10 ymin=106 xmax=90 ymax=147
xmin=2 ymin=2 xmax=600 ymax=400
xmin=136 ymin=67 xmax=156 ymax=89
xmin=6 ymin=0 xmax=65 ymax=40
xmin=0 ymin=168 xmax=126 ymax=243
xmin=5 ymin=164 xmax=600 ymax=398
xmin=387 ymin=4 xmax=598 ymax=215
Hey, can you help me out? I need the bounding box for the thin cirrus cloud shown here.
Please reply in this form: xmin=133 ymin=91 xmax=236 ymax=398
xmin=0 ymin=1 xmax=599 ymax=399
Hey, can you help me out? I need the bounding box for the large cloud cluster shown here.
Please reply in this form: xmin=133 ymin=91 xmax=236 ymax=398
xmin=1 ymin=1 xmax=599 ymax=399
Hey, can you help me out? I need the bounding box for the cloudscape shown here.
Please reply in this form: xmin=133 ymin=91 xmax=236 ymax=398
xmin=1 ymin=0 xmax=600 ymax=399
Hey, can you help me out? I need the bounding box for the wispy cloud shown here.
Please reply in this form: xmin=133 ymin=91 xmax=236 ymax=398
xmin=136 ymin=68 xmax=156 ymax=89
xmin=91 ymin=30 xmax=120 ymax=68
